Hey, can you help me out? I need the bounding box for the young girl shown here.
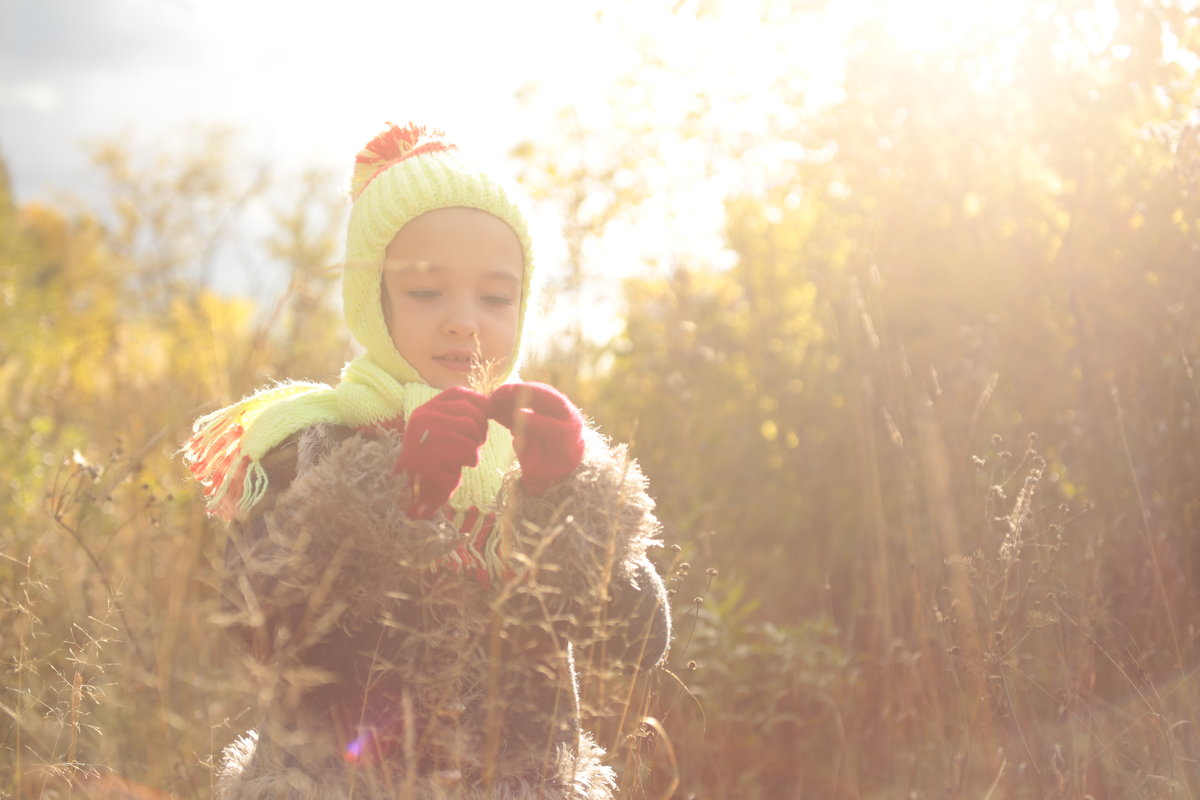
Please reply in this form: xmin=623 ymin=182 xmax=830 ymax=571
xmin=184 ymin=123 xmax=671 ymax=800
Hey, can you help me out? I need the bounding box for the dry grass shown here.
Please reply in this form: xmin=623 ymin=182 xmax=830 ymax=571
xmin=5 ymin=343 xmax=1199 ymax=799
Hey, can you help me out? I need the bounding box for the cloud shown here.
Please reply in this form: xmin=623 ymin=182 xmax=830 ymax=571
xmin=0 ymin=82 xmax=60 ymax=112
xmin=1 ymin=0 xmax=204 ymax=78
xmin=0 ymin=0 xmax=608 ymax=217
xmin=0 ymin=0 xmax=211 ymax=199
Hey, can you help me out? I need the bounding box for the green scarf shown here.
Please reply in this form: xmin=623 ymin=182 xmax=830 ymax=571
xmin=184 ymin=354 xmax=515 ymax=524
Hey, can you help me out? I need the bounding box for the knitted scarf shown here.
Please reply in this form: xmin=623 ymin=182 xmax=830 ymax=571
xmin=183 ymin=354 xmax=515 ymax=528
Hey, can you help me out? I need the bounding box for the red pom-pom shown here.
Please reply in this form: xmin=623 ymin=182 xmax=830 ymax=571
xmin=351 ymin=122 xmax=455 ymax=198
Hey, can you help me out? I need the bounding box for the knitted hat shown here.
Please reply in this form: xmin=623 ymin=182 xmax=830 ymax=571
xmin=344 ymin=123 xmax=535 ymax=384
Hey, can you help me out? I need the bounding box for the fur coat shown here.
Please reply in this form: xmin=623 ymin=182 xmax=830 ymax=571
xmin=215 ymin=422 xmax=671 ymax=799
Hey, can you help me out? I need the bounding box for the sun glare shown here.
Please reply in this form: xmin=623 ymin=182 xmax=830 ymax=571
xmin=860 ymin=0 xmax=1035 ymax=53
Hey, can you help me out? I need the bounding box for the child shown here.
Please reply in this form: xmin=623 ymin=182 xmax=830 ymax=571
xmin=184 ymin=123 xmax=671 ymax=800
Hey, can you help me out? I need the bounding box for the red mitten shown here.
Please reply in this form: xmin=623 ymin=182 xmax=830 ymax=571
xmin=489 ymin=382 xmax=585 ymax=496
xmin=394 ymin=387 xmax=491 ymax=518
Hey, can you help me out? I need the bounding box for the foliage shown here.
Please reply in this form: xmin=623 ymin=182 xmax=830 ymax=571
xmin=520 ymin=0 xmax=1200 ymax=796
xmin=0 ymin=137 xmax=349 ymax=797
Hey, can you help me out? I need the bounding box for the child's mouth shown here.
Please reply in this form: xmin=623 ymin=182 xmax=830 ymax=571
xmin=434 ymin=354 xmax=476 ymax=373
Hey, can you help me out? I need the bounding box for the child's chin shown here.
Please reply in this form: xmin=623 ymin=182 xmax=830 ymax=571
xmin=427 ymin=372 xmax=471 ymax=390
xmin=427 ymin=361 xmax=478 ymax=389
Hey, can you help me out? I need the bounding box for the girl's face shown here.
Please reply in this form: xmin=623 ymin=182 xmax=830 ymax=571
xmin=381 ymin=207 xmax=524 ymax=390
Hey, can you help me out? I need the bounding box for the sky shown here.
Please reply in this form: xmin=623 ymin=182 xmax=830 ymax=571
xmin=0 ymin=0 xmax=852 ymax=312
xmin=3 ymin=0 xmax=1092 ymax=309
xmin=1 ymin=0 xmax=745 ymax=306
xmin=1 ymin=0 xmax=624 ymax=198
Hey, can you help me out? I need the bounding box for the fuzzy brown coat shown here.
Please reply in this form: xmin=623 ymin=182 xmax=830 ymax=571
xmin=216 ymin=423 xmax=671 ymax=799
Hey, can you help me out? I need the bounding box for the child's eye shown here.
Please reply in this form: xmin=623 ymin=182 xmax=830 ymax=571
xmin=407 ymin=289 xmax=441 ymax=301
xmin=483 ymin=294 xmax=515 ymax=307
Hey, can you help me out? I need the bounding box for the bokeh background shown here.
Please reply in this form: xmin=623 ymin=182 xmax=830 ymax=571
xmin=3 ymin=0 xmax=1199 ymax=797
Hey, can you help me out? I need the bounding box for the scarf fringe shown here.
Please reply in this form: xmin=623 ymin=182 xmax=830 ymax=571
xmin=436 ymin=507 xmax=515 ymax=587
xmin=184 ymin=381 xmax=331 ymax=522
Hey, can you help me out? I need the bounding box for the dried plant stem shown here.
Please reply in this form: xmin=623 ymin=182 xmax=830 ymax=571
xmin=15 ymin=563 xmax=27 ymax=798
xmin=69 ymin=670 xmax=81 ymax=767
xmin=1111 ymin=384 xmax=1184 ymax=680
xmin=641 ymin=717 xmax=679 ymax=800
xmin=50 ymin=514 xmax=151 ymax=675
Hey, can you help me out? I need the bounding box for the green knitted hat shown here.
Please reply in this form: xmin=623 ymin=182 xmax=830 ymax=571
xmin=344 ymin=123 xmax=535 ymax=384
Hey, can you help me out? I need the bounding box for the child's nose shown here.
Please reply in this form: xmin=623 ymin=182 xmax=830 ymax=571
xmin=443 ymin=298 xmax=479 ymax=338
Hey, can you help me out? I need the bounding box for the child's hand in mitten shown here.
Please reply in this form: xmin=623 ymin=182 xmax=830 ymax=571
xmin=489 ymin=382 xmax=585 ymax=496
xmin=394 ymin=387 xmax=491 ymax=518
